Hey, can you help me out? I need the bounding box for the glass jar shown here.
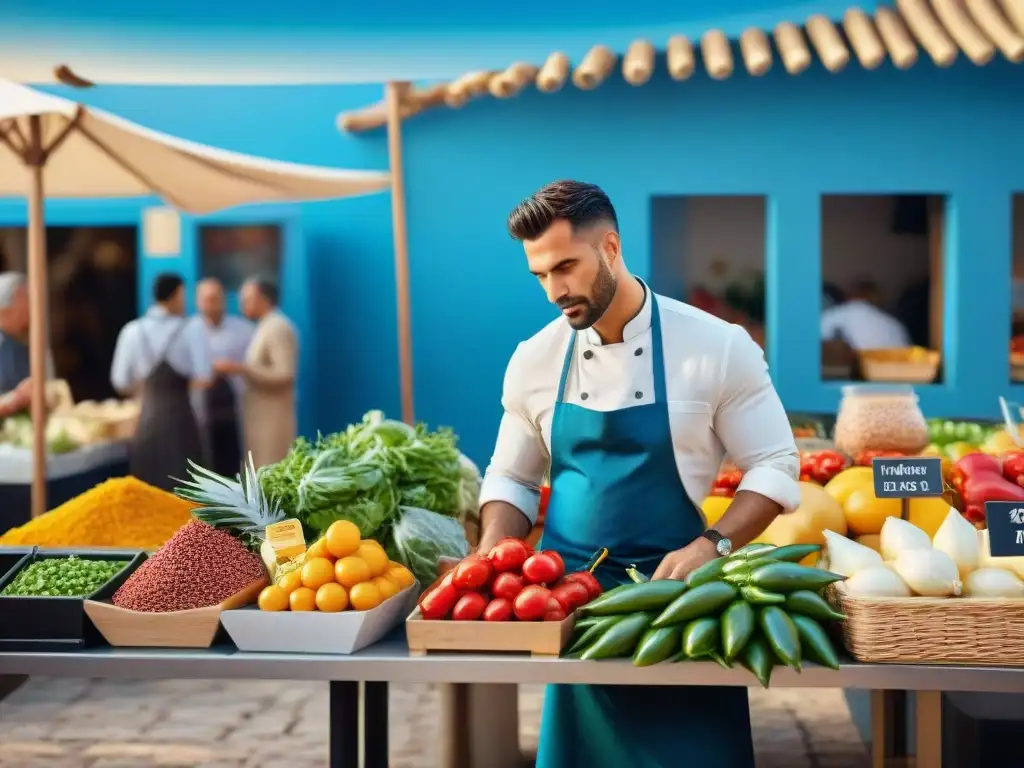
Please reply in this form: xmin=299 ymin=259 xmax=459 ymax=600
xmin=833 ymin=385 xmax=929 ymax=457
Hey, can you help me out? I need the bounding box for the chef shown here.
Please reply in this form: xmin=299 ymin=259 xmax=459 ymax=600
xmin=478 ymin=181 xmax=801 ymax=767
xmin=110 ymin=273 xmax=211 ymax=489
xmin=0 ymin=272 xmax=54 ymax=418
xmin=194 ymin=278 xmax=254 ymax=475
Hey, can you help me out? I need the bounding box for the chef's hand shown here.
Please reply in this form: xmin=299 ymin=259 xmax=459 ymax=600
xmin=652 ymin=537 xmax=719 ymax=581
xmin=436 ymin=557 xmax=460 ymax=577
xmin=213 ymin=359 xmax=243 ymax=376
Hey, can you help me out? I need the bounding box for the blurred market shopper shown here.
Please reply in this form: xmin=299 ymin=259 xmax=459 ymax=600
xmin=820 ymin=279 xmax=911 ymax=350
xmin=478 ymin=180 xmax=801 ymax=767
xmin=111 ymin=273 xmax=211 ymax=490
xmin=194 ymin=278 xmax=254 ymax=476
xmin=214 ymin=277 xmax=297 ymax=468
xmin=0 ymin=271 xmax=55 ymax=418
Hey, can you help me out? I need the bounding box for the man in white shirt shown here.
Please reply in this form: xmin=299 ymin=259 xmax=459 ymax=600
xmin=476 ymin=181 xmax=801 ymax=768
xmin=821 ymin=280 xmax=911 ymax=350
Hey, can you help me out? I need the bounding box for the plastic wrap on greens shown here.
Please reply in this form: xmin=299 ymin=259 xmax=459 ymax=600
xmin=387 ymin=505 xmax=469 ymax=588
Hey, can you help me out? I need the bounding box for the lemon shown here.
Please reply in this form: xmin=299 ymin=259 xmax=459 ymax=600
xmin=823 ymin=467 xmax=875 ymax=506
xmin=325 ymin=521 xmax=361 ymax=559
xmin=315 ymin=582 xmax=349 ymax=613
xmin=842 ymin=487 xmax=902 ymax=536
xmin=356 ymin=542 xmax=389 ymax=577
xmin=701 ymin=496 xmax=733 ymax=527
xmin=350 ymin=581 xmax=383 ymax=611
xmin=258 ymin=585 xmax=289 ymax=612
xmin=908 ymin=497 xmax=953 ymax=539
xmin=335 ymin=556 xmax=372 ymax=588
xmin=300 ymin=557 xmax=336 ymax=590
xmin=855 ymin=534 xmax=881 ymax=553
xmin=289 ymin=586 xmax=317 ymax=612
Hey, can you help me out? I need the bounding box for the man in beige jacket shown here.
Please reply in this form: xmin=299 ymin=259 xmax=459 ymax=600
xmin=213 ymin=278 xmax=298 ymax=469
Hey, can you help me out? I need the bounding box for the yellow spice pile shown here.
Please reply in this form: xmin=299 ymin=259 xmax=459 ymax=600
xmin=0 ymin=476 xmax=194 ymax=549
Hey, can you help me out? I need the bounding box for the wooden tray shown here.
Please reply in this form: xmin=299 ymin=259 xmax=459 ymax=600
xmin=84 ymin=578 xmax=266 ymax=648
xmin=859 ymin=348 xmax=940 ymax=384
xmin=405 ymin=607 xmax=575 ymax=658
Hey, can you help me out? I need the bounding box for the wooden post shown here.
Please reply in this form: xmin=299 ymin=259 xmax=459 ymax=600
xmin=385 ymin=82 xmax=416 ymax=426
xmin=928 ymin=197 xmax=944 ymax=353
xmin=26 ymin=115 xmax=48 ymax=518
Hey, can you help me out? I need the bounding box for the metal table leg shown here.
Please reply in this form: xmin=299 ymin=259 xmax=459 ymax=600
xmin=330 ymin=681 xmax=359 ymax=768
xmin=363 ymin=681 xmax=390 ymax=768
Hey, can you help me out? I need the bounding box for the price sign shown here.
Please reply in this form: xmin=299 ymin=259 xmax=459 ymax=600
xmin=871 ymin=457 xmax=944 ymax=499
xmin=984 ymin=501 xmax=1024 ymax=557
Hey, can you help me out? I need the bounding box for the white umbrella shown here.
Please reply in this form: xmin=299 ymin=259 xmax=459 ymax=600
xmin=0 ymin=79 xmax=392 ymax=518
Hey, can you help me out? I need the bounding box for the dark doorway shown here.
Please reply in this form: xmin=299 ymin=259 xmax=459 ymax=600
xmin=0 ymin=226 xmax=139 ymax=403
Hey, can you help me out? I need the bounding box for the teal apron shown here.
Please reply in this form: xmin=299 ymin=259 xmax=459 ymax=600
xmin=537 ymin=293 xmax=755 ymax=768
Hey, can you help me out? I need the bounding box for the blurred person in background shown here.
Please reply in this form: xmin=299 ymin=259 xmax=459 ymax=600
xmin=194 ymin=278 xmax=254 ymax=476
xmin=214 ymin=277 xmax=297 ymax=468
xmin=111 ymin=273 xmax=211 ymax=489
xmin=0 ymin=272 xmax=54 ymax=418
xmin=820 ymin=279 xmax=910 ymax=350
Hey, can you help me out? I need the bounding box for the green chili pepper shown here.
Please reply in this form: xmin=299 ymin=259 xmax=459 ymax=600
xmin=740 ymin=633 xmax=775 ymax=688
xmin=565 ymin=615 xmax=626 ymax=656
xmin=739 ymin=585 xmax=787 ymax=605
xmin=784 ymin=590 xmax=847 ymax=622
xmin=626 ymin=564 xmax=650 ymax=584
xmin=580 ymin=581 xmax=687 ymax=617
xmin=580 ymin=612 xmax=655 ymax=660
xmin=708 ymin=651 xmax=733 ymax=670
xmin=681 ymin=616 xmax=720 ymax=658
xmin=746 ymin=562 xmax=845 ymax=593
xmin=720 ymin=600 xmax=755 ymax=662
xmin=652 ymin=581 xmax=737 ymax=628
xmin=632 ymin=625 xmax=684 ymax=667
xmin=684 ymin=557 xmax=729 ymax=588
xmin=758 ymin=606 xmax=802 ymax=671
xmin=790 ymin=614 xmax=842 ymax=670
xmin=730 ymin=543 xmax=777 ymax=559
xmin=748 ymin=544 xmax=820 ymax=565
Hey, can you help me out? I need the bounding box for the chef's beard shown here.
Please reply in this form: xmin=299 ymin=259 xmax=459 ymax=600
xmin=557 ymin=258 xmax=617 ymax=330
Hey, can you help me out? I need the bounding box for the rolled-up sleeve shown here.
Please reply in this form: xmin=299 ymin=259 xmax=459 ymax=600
xmin=109 ymin=324 xmax=135 ymax=393
xmin=478 ymin=344 xmax=550 ymax=525
xmin=714 ymin=326 xmax=801 ymax=511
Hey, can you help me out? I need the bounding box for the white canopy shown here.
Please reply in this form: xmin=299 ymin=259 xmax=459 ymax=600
xmin=0 ymin=79 xmax=391 ymax=211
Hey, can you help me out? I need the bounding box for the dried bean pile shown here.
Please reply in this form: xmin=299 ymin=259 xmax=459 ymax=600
xmin=112 ymin=520 xmax=266 ymax=612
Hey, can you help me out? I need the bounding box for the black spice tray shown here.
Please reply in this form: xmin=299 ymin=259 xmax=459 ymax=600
xmin=0 ymin=549 xmax=147 ymax=651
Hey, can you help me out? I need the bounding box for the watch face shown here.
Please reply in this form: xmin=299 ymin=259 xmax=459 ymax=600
xmin=716 ymin=538 xmax=732 ymax=556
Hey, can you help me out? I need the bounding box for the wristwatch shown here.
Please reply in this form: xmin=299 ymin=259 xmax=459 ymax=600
xmin=701 ymin=529 xmax=732 ymax=557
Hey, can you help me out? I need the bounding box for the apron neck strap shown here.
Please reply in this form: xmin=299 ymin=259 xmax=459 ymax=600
xmin=556 ymin=292 xmax=667 ymax=404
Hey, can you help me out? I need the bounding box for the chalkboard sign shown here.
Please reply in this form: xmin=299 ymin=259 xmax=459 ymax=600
xmin=984 ymin=501 xmax=1024 ymax=557
xmin=871 ymin=457 xmax=944 ymax=498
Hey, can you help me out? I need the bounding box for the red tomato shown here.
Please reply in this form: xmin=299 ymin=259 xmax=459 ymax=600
xmin=491 ymin=572 xmax=526 ymax=601
xmin=521 ymin=553 xmax=561 ymax=585
xmin=513 ymin=585 xmax=552 ymax=621
xmin=563 ymin=571 xmax=603 ymax=600
xmin=543 ymin=596 xmax=566 ymax=621
xmin=551 ymin=581 xmax=591 ymax=613
xmin=419 ymin=583 xmax=459 ymax=620
xmin=452 ymin=555 xmax=492 ymax=590
xmin=482 ymin=597 xmax=514 ymax=622
xmin=450 ymin=592 xmax=488 ymax=621
xmin=489 ymin=539 xmax=530 ymax=573
xmin=540 ymin=550 xmax=565 ymax=580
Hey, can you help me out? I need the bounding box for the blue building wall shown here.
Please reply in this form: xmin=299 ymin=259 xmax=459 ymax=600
xmin=4 ymin=58 xmax=1022 ymax=465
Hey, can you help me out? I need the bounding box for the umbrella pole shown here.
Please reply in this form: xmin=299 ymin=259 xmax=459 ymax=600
xmin=386 ymin=82 xmax=415 ymax=426
xmin=25 ymin=116 xmax=48 ymax=518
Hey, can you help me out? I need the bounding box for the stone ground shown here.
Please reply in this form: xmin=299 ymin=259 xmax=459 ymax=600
xmin=0 ymin=679 xmax=869 ymax=767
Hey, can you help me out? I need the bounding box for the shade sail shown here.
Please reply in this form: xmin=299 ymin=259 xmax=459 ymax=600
xmin=0 ymin=79 xmax=391 ymax=211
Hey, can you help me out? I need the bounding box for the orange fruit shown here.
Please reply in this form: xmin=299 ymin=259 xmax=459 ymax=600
xmin=824 ymin=467 xmax=875 ymax=506
xmin=315 ymin=582 xmax=349 ymax=613
xmin=325 ymin=521 xmax=361 ymax=559
xmin=349 ymin=581 xmax=383 ymax=611
xmin=301 ymin=557 xmax=336 ymax=590
xmin=307 ymin=538 xmax=333 ymax=561
xmin=843 ymin=487 xmax=902 ymax=536
xmin=356 ymin=542 xmax=389 ymax=577
xmin=855 ymin=534 xmax=882 ymax=553
xmin=372 ymin=575 xmax=399 ymax=601
xmin=386 ymin=564 xmax=415 ymax=589
xmin=258 ymin=585 xmax=289 ymax=611
xmin=335 ymin=556 xmax=372 ymax=588
xmin=277 ymin=570 xmax=302 ymax=594
xmin=289 ymin=586 xmax=316 ymax=611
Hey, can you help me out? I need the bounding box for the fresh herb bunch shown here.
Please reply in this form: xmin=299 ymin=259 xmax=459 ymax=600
xmin=1 ymin=556 xmax=129 ymax=597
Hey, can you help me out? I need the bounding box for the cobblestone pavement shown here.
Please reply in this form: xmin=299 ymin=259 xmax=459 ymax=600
xmin=0 ymin=678 xmax=869 ymax=767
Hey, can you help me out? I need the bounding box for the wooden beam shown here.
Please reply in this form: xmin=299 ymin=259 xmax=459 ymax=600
xmin=700 ymin=30 xmax=734 ymax=79
xmin=536 ymin=53 xmax=571 ymax=93
xmin=666 ymin=35 xmax=696 ymax=80
xmin=843 ymin=9 xmax=888 ymax=69
xmin=572 ymin=45 xmax=617 ymax=89
xmin=774 ymin=22 xmax=814 ymax=74
xmin=875 ymin=7 xmax=920 ymax=69
xmin=806 ymin=15 xmax=852 ymax=71
xmin=739 ymin=28 xmax=773 ymax=75
xmin=622 ymin=40 xmax=656 ymax=85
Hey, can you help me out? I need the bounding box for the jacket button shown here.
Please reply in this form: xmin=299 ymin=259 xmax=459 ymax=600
xmin=635 ymin=391 xmax=643 ymax=399
xmin=634 ymin=347 xmax=643 ymax=356
xmin=581 ymin=392 xmax=589 ymax=400
xmin=583 ymin=350 xmax=594 ymax=360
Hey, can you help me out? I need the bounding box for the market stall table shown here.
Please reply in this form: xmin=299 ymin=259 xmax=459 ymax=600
xmin=3 ymin=632 xmax=1024 ymax=768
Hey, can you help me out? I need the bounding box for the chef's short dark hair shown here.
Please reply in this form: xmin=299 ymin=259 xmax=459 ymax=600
xmin=507 ymin=181 xmax=619 ymax=241
xmin=252 ymin=277 xmax=279 ymax=306
xmin=153 ymin=273 xmax=184 ymax=302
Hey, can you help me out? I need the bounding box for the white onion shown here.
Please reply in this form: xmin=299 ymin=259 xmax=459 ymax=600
xmin=893 ymin=548 xmax=962 ymax=597
xmin=963 ymin=568 xmax=1024 ymax=598
xmin=931 ymin=508 xmax=979 ymax=579
xmin=880 ymin=517 xmax=932 ymax=561
xmin=845 ymin=565 xmax=912 ymax=598
xmin=824 ymin=529 xmax=883 ymax=577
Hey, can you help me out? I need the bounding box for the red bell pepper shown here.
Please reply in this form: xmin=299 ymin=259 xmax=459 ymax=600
xmin=854 ymin=449 xmax=907 ymax=467
xmin=1001 ymin=451 xmax=1024 ymax=488
xmin=950 ymin=454 xmax=1002 ymax=494
xmin=809 ymin=450 xmax=848 ymax=485
xmin=953 ymin=452 xmax=1024 ymax=523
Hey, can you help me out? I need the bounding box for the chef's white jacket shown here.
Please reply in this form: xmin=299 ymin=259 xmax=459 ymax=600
xmin=479 ymin=280 xmax=801 ymax=525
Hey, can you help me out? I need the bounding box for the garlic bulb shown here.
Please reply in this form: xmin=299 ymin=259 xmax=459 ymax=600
xmin=880 ymin=517 xmax=932 ymax=561
xmin=963 ymin=568 xmax=1024 ymax=598
xmin=824 ymin=529 xmax=883 ymax=577
xmin=845 ymin=565 xmax=912 ymax=598
xmin=892 ymin=548 xmax=962 ymax=597
xmin=931 ymin=508 xmax=979 ymax=579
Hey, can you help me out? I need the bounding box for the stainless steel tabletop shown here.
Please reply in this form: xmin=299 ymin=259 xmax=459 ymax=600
xmin=2 ymin=632 xmax=1023 ymax=692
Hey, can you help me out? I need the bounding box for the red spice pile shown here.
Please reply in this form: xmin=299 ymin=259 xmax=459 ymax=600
xmin=113 ymin=520 xmax=266 ymax=612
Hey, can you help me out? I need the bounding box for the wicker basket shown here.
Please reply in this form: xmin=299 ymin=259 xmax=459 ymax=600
xmin=858 ymin=347 xmax=940 ymax=384
xmin=827 ymin=584 xmax=1024 ymax=665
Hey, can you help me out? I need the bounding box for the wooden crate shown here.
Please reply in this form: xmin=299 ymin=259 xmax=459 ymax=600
xmin=405 ymin=607 xmax=575 ymax=658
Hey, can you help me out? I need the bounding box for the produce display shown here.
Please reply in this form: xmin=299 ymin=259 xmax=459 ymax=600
xmin=949 ymin=452 xmax=1024 ymax=524
xmin=256 ymin=519 xmax=416 ymax=613
xmin=0 ymin=477 xmax=194 ymax=548
xmin=112 ymin=520 xmax=266 ymax=612
xmin=0 ymin=556 xmax=129 ymax=597
xmin=0 ymin=413 xmax=78 ymax=453
xmin=417 ymin=538 xmax=601 ymax=621
xmin=564 ymin=544 xmax=845 ymax=687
